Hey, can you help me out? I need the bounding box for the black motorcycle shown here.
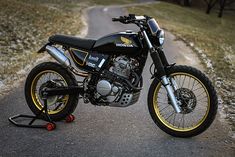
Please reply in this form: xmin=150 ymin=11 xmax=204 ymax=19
xmin=25 ymin=14 xmax=217 ymax=137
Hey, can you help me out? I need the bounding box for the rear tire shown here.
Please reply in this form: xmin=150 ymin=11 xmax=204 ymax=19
xmin=148 ymin=65 xmax=217 ymax=137
xmin=25 ymin=62 xmax=79 ymax=121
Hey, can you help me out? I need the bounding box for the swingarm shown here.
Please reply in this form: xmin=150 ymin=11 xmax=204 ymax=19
xmin=41 ymin=86 xmax=84 ymax=97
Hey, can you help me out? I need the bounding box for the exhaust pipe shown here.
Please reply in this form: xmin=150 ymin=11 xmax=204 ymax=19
xmin=46 ymin=45 xmax=71 ymax=67
xmin=45 ymin=45 xmax=88 ymax=77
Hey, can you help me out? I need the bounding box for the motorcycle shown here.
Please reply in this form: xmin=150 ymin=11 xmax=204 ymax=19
xmin=25 ymin=14 xmax=217 ymax=137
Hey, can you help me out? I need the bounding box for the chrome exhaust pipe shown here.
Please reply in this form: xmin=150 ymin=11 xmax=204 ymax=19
xmin=45 ymin=45 xmax=89 ymax=77
xmin=46 ymin=45 xmax=71 ymax=67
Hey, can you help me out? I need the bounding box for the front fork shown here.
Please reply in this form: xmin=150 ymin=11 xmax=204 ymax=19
xmin=161 ymin=76 xmax=181 ymax=113
xmin=150 ymin=50 xmax=181 ymax=113
xmin=142 ymin=30 xmax=181 ymax=113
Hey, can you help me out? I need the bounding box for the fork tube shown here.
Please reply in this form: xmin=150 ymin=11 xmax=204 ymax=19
xmin=142 ymin=30 xmax=181 ymax=113
xmin=142 ymin=30 xmax=165 ymax=77
xmin=143 ymin=31 xmax=153 ymax=49
xmin=162 ymin=76 xmax=181 ymax=113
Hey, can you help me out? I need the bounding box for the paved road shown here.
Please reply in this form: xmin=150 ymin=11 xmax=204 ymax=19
xmin=0 ymin=4 xmax=234 ymax=157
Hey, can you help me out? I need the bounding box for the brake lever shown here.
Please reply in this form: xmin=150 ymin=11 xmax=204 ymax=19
xmin=129 ymin=14 xmax=136 ymax=19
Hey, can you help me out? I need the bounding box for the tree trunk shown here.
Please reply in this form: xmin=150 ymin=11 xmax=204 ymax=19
xmin=184 ymin=0 xmax=192 ymax=6
xmin=218 ymin=0 xmax=226 ymax=17
xmin=204 ymin=0 xmax=219 ymax=14
xmin=174 ymin=0 xmax=181 ymax=4
xmin=206 ymin=5 xmax=213 ymax=14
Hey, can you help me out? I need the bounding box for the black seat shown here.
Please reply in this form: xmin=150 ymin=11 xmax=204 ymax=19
xmin=49 ymin=34 xmax=96 ymax=50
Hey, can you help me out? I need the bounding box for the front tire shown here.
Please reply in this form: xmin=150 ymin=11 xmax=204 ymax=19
xmin=25 ymin=62 xmax=79 ymax=121
xmin=148 ymin=65 xmax=217 ymax=137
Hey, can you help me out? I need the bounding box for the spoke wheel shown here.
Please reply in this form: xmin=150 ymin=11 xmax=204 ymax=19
xmin=154 ymin=72 xmax=210 ymax=132
xmin=31 ymin=70 xmax=69 ymax=114
xmin=148 ymin=65 xmax=217 ymax=137
xmin=25 ymin=62 xmax=79 ymax=121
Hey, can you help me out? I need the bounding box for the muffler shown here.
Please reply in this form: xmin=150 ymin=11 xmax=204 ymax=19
xmin=46 ymin=45 xmax=71 ymax=67
xmin=45 ymin=45 xmax=88 ymax=77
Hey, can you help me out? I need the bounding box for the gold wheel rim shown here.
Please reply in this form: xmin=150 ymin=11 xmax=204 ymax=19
xmin=153 ymin=72 xmax=210 ymax=132
xmin=30 ymin=70 xmax=69 ymax=114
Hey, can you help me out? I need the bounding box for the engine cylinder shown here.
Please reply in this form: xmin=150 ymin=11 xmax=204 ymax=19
xmin=112 ymin=56 xmax=132 ymax=78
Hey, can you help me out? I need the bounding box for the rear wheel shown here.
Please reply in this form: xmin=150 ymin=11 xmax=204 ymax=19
xmin=148 ymin=65 xmax=217 ymax=137
xmin=25 ymin=62 xmax=79 ymax=121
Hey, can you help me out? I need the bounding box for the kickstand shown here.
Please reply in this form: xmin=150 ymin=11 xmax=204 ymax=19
xmin=9 ymin=98 xmax=56 ymax=131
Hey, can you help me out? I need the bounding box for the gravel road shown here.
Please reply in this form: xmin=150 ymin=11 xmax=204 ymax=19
xmin=0 ymin=3 xmax=234 ymax=157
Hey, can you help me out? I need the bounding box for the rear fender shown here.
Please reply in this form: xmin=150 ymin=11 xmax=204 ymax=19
xmin=37 ymin=43 xmax=52 ymax=53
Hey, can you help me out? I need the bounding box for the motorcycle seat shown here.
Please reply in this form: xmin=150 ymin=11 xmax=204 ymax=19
xmin=49 ymin=34 xmax=96 ymax=50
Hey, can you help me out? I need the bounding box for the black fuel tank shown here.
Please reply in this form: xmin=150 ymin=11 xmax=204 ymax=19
xmin=92 ymin=31 xmax=142 ymax=55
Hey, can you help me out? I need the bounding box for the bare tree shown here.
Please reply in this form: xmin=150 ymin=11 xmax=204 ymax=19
xmin=218 ymin=0 xmax=235 ymax=17
xmin=218 ymin=0 xmax=226 ymax=17
xmin=204 ymin=0 xmax=219 ymax=14
xmin=183 ymin=0 xmax=192 ymax=6
xmin=173 ymin=0 xmax=192 ymax=6
xmin=173 ymin=0 xmax=181 ymax=4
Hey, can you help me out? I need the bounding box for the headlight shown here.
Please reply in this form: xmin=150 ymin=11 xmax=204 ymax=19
xmin=157 ymin=29 xmax=165 ymax=46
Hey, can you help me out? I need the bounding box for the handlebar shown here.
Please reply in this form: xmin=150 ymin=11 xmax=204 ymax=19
xmin=112 ymin=16 xmax=130 ymax=23
xmin=112 ymin=17 xmax=120 ymax=22
xmin=112 ymin=14 xmax=149 ymax=26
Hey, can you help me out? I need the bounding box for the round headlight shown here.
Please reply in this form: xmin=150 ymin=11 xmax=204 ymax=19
xmin=158 ymin=29 xmax=165 ymax=46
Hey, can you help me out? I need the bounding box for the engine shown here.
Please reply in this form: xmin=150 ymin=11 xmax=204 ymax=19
xmin=94 ymin=56 xmax=141 ymax=107
xmin=111 ymin=56 xmax=132 ymax=78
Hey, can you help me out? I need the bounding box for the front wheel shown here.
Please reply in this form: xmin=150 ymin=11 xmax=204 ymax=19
xmin=148 ymin=65 xmax=217 ymax=137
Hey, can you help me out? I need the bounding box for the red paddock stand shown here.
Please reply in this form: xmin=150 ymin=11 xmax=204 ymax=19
xmin=66 ymin=114 xmax=75 ymax=123
xmin=8 ymin=98 xmax=75 ymax=131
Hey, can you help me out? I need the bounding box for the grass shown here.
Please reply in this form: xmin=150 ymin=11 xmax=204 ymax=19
xmin=0 ymin=0 xmax=83 ymax=81
xmin=88 ymin=0 xmax=138 ymax=5
xmin=128 ymin=2 xmax=235 ymax=85
xmin=20 ymin=0 xmax=139 ymax=6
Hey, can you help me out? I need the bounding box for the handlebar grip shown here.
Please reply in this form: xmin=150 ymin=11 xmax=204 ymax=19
xmin=112 ymin=17 xmax=119 ymax=22
xmin=112 ymin=16 xmax=132 ymax=24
